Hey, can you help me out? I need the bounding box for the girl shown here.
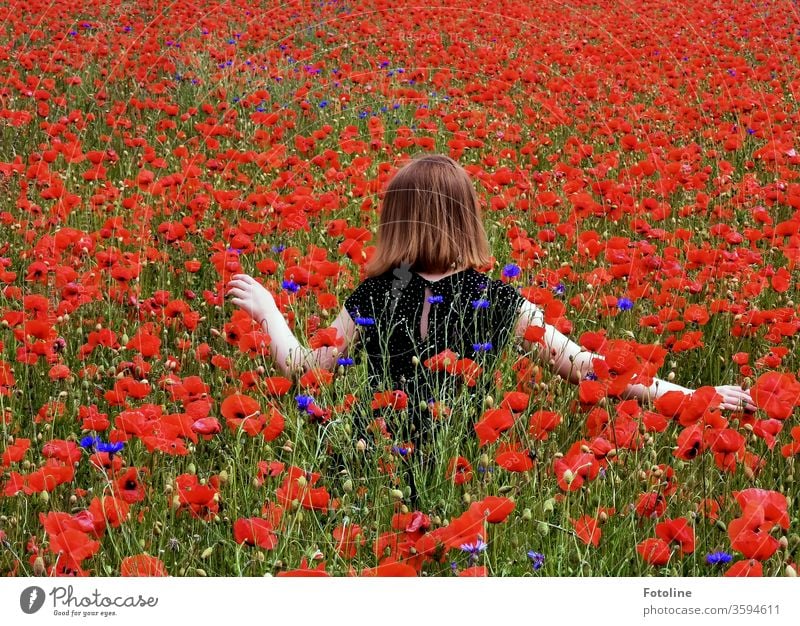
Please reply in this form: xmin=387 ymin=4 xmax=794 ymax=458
xmin=226 ymin=153 xmax=756 ymax=477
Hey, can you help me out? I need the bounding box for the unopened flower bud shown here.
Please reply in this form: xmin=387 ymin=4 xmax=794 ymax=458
xmin=33 ymin=557 xmax=46 ymax=576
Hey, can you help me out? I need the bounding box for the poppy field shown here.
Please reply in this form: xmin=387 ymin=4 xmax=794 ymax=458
xmin=1 ymin=0 xmax=800 ymax=577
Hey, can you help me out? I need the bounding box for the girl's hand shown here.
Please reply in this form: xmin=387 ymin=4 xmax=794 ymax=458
xmin=714 ymin=385 xmax=757 ymax=412
xmin=226 ymin=274 xmax=276 ymax=323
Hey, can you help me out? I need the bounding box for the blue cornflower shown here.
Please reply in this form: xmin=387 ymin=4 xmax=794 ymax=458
xmin=79 ymin=436 xmax=100 ymax=450
xmin=746 ymin=128 xmax=756 ymax=135
xmin=584 ymin=371 xmax=598 ymax=381
xmin=80 ymin=436 xmax=124 ymax=457
xmin=295 ymin=395 xmax=314 ymax=412
xmin=319 ymin=100 xmax=328 ymax=108
xmin=617 ymin=297 xmax=634 ymax=311
xmin=501 ymin=263 xmax=521 ymax=279
xmin=97 ymin=441 xmax=125 ymax=455
xmin=472 ymin=342 xmax=493 ymax=352
xmin=459 ymin=537 xmax=487 ymax=564
xmin=706 ymin=551 xmax=733 ymax=565
xmin=282 ymin=279 xmax=300 ymax=293
xmin=391 ymin=446 xmax=410 ymax=457
xmin=68 ymin=31 xmax=77 ymax=36
xmin=358 ymin=111 xmax=369 ymax=119
xmin=337 ymin=357 xmax=354 ymax=367
xmin=123 ymin=26 xmax=132 ymax=33
xmin=527 ymin=551 xmax=545 ymax=570
xmin=427 ymin=294 xmax=443 ymax=304
xmin=354 ymin=316 xmax=375 ymax=326
xmin=471 ymin=298 xmax=490 ymax=309
xmin=271 ymin=244 xmax=286 ymax=253
xmin=553 ymin=283 xmax=566 ymax=296
xmin=379 ymin=60 xmax=390 ymax=68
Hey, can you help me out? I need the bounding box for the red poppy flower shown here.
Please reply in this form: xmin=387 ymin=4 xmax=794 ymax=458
xmin=474 ymin=496 xmax=515 ymax=524
xmin=528 ymin=410 xmax=561 ymax=440
xmin=724 ymin=559 xmax=763 ymax=577
xmin=751 ymin=372 xmax=800 ymax=419
xmin=474 ymin=408 xmax=515 ymax=446
xmin=277 ymin=557 xmax=329 ymax=577
xmin=446 ymin=456 xmax=473 ymax=485
xmin=495 ymin=444 xmax=535 ymax=472
xmin=359 ymin=558 xmax=418 ymax=577
xmin=571 ymin=515 xmax=601 ymax=547
xmin=333 ymin=523 xmax=365 ymax=559
xmin=655 ymin=518 xmax=695 ymax=555
xmin=636 ymin=538 xmax=672 ymax=566
xmin=49 ymin=530 xmax=101 ymax=563
xmin=233 ymin=518 xmax=278 ymax=550
xmin=121 ymin=555 xmax=169 ymax=577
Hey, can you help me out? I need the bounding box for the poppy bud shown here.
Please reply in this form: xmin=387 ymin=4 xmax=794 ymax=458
xmin=33 ymin=557 xmax=46 ymax=576
xmin=296 ymin=476 xmax=307 ymax=488
xmin=787 ymin=565 xmax=797 ymax=577
xmin=195 ymin=568 xmax=207 ymax=577
xmin=715 ymin=519 xmax=727 ymax=532
xmin=599 ymin=511 xmax=608 ymax=523
xmin=562 ymin=469 xmax=575 ymax=485
xmin=779 ymin=536 xmax=789 ymax=549
xmin=201 ymin=546 xmax=214 ymax=559
xmin=343 ymin=479 xmax=353 ymax=493
xmin=522 ymin=508 xmax=532 ymax=520
xmin=485 ymin=395 xmax=494 ymax=408
xmin=187 ymin=463 xmax=196 ymax=475
xmin=537 ymin=521 xmax=550 ymax=536
xmin=479 ymin=453 xmax=489 ymax=468
xmin=291 ymin=498 xmax=300 ymax=511
xmin=463 ymin=492 xmax=472 ymax=505
xmin=356 ymin=439 xmax=367 ymax=452
xmin=39 ymin=491 xmax=49 ymax=503
xmin=172 ymin=496 xmax=181 ymax=510
xmin=411 ymin=356 xmax=419 ymax=366
xmin=121 ymin=333 xmax=129 ymax=345
xmin=543 ymin=498 xmax=555 ymax=514
xmin=390 ymin=489 xmax=404 ymax=501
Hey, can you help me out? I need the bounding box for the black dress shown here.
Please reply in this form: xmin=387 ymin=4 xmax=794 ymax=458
xmin=343 ymin=266 xmax=526 ymax=448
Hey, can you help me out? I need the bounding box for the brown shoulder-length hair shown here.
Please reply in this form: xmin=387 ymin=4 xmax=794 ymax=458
xmin=364 ymin=153 xmax=491 ymax=277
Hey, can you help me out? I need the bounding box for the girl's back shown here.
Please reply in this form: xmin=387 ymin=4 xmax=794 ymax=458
xmin=344 ymin=265 xmax=526 ymax=443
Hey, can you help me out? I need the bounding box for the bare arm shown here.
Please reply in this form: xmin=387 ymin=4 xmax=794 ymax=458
xmin=514 ymin=299 xmax=756 ymax=411
xmin=226 ymin=274 xmax=358 ymax=377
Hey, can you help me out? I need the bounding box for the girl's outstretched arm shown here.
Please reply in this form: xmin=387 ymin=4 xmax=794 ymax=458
xmin=226 ymin=274 xmax=357 ymax=377
xmin=514 ymin=300 xmax=756 ymax=412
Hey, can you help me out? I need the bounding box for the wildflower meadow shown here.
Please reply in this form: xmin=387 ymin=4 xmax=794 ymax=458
xmin=0 ymin=0 xmax=799 ymax=578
